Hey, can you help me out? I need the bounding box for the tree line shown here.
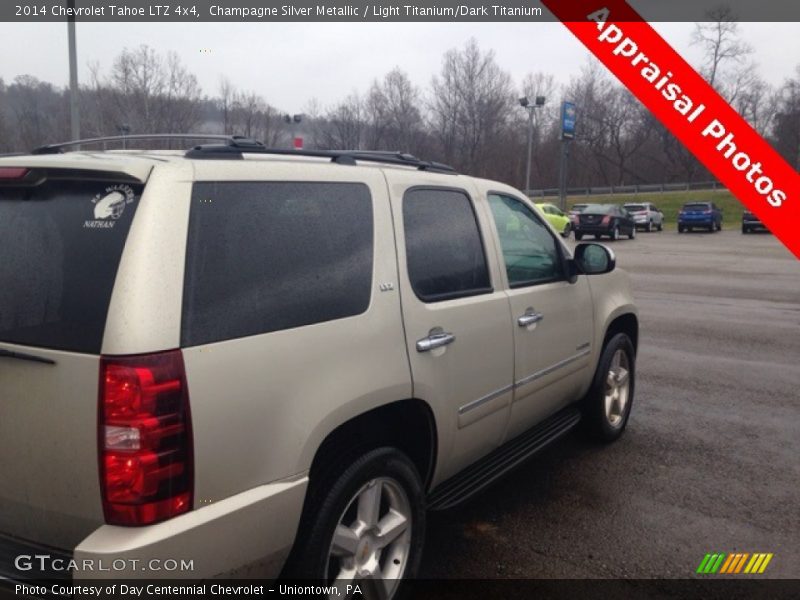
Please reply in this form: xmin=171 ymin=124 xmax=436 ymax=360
xmin=1 ymin=10 xmax=798 ymax=190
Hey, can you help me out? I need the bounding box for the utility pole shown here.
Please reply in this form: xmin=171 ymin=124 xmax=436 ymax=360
xmin=67 ymin=0 xmax=80 ymax=142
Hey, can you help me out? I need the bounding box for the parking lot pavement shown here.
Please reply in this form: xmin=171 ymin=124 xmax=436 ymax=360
xmin=420 ymin=228 xmax=800 ymax=579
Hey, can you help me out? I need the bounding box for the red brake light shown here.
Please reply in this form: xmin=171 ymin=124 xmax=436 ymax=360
xmin=0 ymin=167 xmax=29 ymax=180
xmin=99 ymin=350 xmax=193 ymax=526
xmin=601 ymin=215 xmax=611 ymax=225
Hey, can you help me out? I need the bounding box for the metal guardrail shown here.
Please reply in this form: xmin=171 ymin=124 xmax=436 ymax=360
xmin=526 ymin=180 xmax=724 ymax=198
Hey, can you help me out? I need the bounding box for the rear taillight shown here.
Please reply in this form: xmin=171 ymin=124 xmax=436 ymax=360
xmin=99 ymin=350 xmax=193 ymax=526
xmin=601 ymin=215 xmax=611 ymax=225
xmin=0 ymin=167 xmax=29 ymax=180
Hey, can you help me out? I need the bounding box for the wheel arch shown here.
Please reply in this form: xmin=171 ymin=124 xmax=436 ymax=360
xmin=304 ymin=398 xmax=438 ymax=496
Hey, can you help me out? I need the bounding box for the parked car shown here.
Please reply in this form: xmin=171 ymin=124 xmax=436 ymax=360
xmin=742 ymin=210 xmax=768 ymax=233
xmin=568 ymin=203 xmax=589 ymax=225
xmin=574 ymin=204 xmax=637 ymax=241
xmin=536 ymin=202 xmax=572 ymax=237
xmin=623 ymin=202 xmax=663 ymax=232
xmin=678 ymin=201 xmax=723 ymax=233
xmin=0 ymin=137 xmax=638 ymax=596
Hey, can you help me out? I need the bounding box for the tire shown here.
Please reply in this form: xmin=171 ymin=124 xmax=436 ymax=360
xmin=657 ymin=221 xmax=663 ymax=232
xmin=717 ymin=221 xmax=722 ymax=231
xmin=742 ymin=225 xmax=748 ymax=234
xmin=678 ymin=224 xmax=684 ymax=233
xmin=611 ymin=225 xmax=620 ymax=241
xmin=594 ymin=234 xmax=602 ymax=240
xmin=561 ymin=222 xmax=572 ymax=238
xmin=708 ymin=224 xmax=715 ymax=233
xmin=646 ymin=221 xmax=653 ymax=233
xmin=628 ymin=226 xmax=636 ymax=240
xmin=575 ymin=232 xmax=583 ymax=241
xmin=285 ymin=448 xmax=425 ymax=598
xmin=581 ymin=333 xmax=636 ymax=443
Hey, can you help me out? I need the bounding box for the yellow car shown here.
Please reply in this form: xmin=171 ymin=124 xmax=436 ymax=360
xmin=536 ymin=202 xmax=572 ymax=238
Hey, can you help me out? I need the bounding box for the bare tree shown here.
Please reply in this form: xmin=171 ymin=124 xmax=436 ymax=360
xmin=430 ymin=38 xmax=514 ymax=176
xmin=773 ymin=66 xmax=800 ymax=170
xmin=219 ymin=78 xmax=235 ymax=134
xmin=691 ymin=6 xmax=753 ymax=89
xmin=364 ymin=68 xmax=424 ymax=152
xmin=91 ymin=45 xmax=202 ymax=139
xmin=321 ymin=93 xmax=364 ymax=149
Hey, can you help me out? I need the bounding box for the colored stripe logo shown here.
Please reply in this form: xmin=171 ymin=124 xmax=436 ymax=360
xmin=696 ymin=553 xmax=773 ymax=574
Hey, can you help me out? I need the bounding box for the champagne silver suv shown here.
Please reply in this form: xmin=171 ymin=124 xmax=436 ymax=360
xmin=0 ymin=136 xmax=638 ymax=596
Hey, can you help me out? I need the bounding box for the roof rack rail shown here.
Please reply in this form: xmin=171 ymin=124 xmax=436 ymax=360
xmin=185 ymin=141 xmax=457 ymax=174
xmin=32 ymin=134 xmax=259 ymax=155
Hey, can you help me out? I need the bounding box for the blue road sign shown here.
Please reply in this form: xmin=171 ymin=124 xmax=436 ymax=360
xmin=562 ymin=101 xmax=576 ymax=140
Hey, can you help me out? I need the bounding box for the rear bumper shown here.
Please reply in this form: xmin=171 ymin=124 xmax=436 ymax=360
xmin=70 ymin=476 xmax=308 ymax=580
xmin=743 ymin=218 xmax=765 ymax=227
xmin=679 ymin=217 xmax=714 ymax=225
xmin=575 ymin=225 xmax=612 ymax=235
xmin=0 ymin=534 xmax=71 ymax=583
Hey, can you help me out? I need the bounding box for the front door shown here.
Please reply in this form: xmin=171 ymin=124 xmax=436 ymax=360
xmin=482 ymin=191 xmax=595 ymax=441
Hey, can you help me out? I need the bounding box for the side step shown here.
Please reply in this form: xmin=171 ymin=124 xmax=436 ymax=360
xmin=426 ymin=405 xmax=581 ymax=511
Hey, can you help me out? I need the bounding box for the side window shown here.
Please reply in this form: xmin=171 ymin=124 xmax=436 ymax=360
xmin=403 ymin=188 xmax=492 ymax=302
xmin=182 ymin=182 xmax=374 ymax=346
xmin=488 ymin=194 xmax=565 ymax=287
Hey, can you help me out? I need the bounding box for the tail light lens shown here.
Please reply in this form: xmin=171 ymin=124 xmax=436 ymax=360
xmin=601 ymin=215 xmax=611 ymax=225
xmin=99 ymin=350 xmax=193 ymax=526
xmin=0 ymin=167 xmax=29 ymax=180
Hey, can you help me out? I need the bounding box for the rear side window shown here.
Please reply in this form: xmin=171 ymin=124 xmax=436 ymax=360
xmin=0 ymin=178 xmax=142 ymax=353
xmin=182 ymin=182 xmax=373 ymax=346
xmin=403 ymin=188 xmax=491 ymax=302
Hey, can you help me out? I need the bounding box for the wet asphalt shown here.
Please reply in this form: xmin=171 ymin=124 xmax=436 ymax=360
xmin=419 ymin=227 xmax=800 ymax=579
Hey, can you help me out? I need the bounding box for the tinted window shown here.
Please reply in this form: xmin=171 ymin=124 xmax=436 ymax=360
xmin=683 ymin=203 xmax=710 ymax=211
xmin=625 ymin=204 xmax=646 ymax=212
xmin=403 ymin=188 xmax=491 ymax=302
xmin=488 ymin=194 xmax=564 ymax=287
xmin=0 ymin=178 xmax=142 ymax=353
xmin=584 ymin=204 xmax=615 ymax=214
xmin=182 ymin=182 xmax=373 ymax=346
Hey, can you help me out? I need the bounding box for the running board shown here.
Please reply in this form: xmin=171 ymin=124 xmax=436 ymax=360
xmin=427 ymin=405 xmax=581 ymax=511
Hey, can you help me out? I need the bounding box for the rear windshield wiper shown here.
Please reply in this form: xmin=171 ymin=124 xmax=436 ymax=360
xmin=0 ymin=347 xmax=56 ymax=365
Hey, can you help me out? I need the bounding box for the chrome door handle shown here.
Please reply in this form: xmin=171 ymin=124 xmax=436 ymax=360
xmin=518 ymin=311 xmax=544 ymax=327
xmin=416 ymin=331 xmax=456 ymax=352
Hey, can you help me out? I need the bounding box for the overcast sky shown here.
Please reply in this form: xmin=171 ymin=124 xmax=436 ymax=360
xmin=0 ymin=22 xmax=798 ymax=111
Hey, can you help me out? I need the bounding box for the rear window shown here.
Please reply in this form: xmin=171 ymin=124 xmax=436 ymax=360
xmin=583 ymin=204 xmax=614 ymax=214
xmin=0 ymin=178 xmax=142 ymax=353
xmin=403 ymin=188 xmax=491 ymax=302
xmin=570 ymin=204 xmax=588 ymax=212
xmin=683 ymin=203 xmax=710 ymax=211
xmin=625 ymin=204 xmax=646 ymax=212
xmin=182 ymin=182 xmax=373 ymax=346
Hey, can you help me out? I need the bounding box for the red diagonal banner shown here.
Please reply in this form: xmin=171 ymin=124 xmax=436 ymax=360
xmin=542 ymin=0 xmax=800 ymax=259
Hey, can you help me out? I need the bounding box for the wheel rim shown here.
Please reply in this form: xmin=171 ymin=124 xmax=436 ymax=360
xmin=604 ymin=349 xmax=630 ymax=428
xmin=326 ymin=477 xmax=412 ymax=600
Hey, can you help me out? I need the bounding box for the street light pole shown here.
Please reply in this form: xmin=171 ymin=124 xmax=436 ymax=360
xmin=67 ymin=0 xmax=80 ymax=142
xmin=524 ymin=106 xmax=534 ymax=195
xmin=519 ymin=96 xmax=546 ymax=197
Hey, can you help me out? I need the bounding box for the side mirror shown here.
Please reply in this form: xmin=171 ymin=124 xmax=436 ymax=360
xmin=574 ymin=243 xmax=616 ymax=275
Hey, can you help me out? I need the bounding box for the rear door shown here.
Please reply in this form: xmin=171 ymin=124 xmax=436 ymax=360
xmin=0 ymin=167 xmax=145 ymax=549
xmin=385 ymin=171 xmax=514 ymax=486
